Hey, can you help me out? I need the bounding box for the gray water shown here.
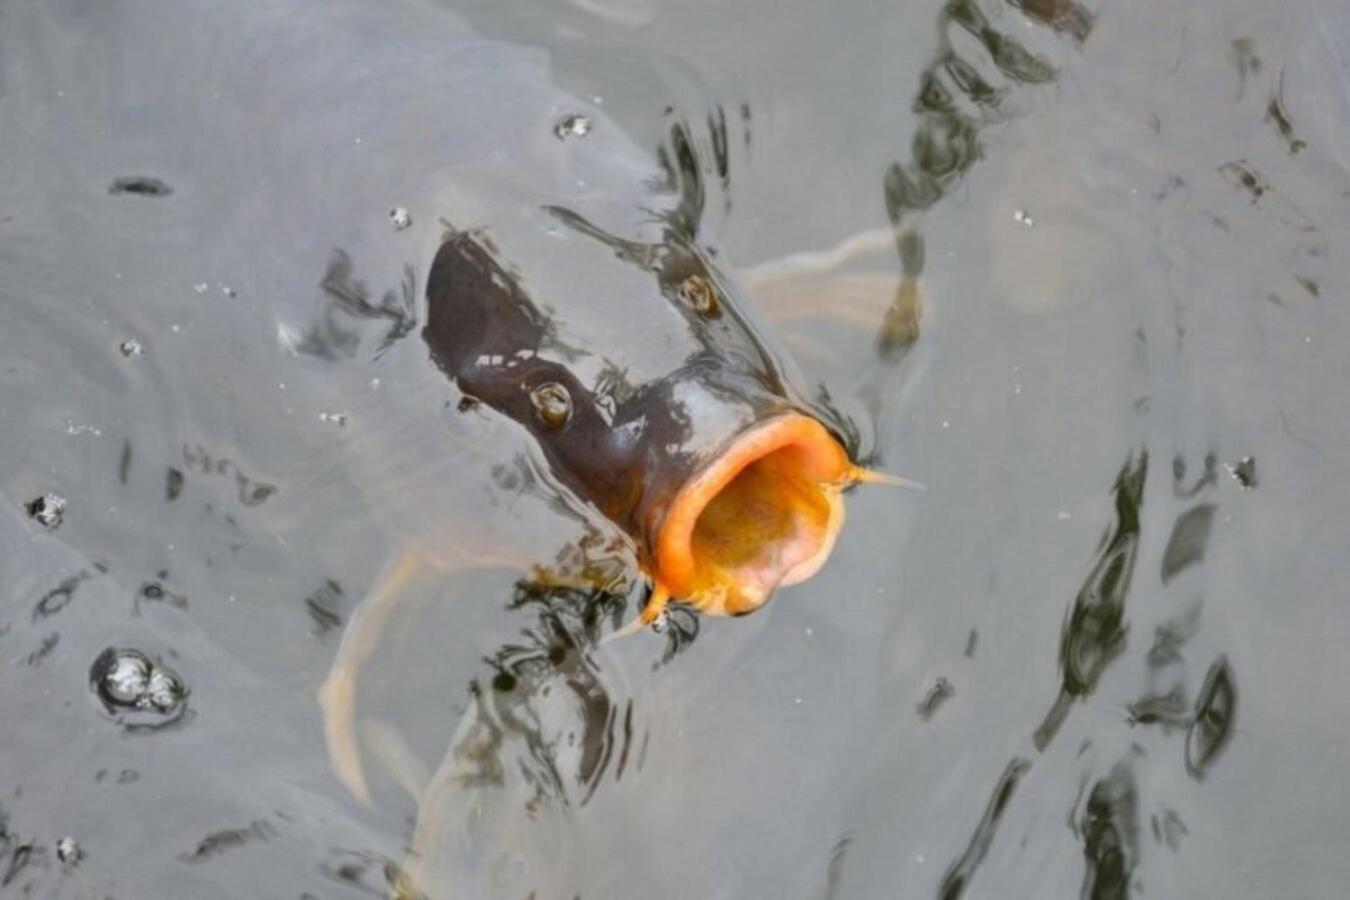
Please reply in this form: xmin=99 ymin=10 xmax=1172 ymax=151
xmin=3 ymin=0 xmax=1350 ymax=897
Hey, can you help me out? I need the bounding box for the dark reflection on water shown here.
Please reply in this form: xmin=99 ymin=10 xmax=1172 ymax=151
xmin=1129 ymin=606 xmax=1201 ymax=729
xmin=1035 ymin=451 xmax=1147 ymax=752
xmin=293 ymin=250 xmax=419 ymax=362
xmin=178 ymin=819 xmax=278 ymax=864
xmin=884 ymin=0 xmax=1091 ymax=229
xmin=0 ymin=808 xmax=47 ymax=892
xmin=1171 ymin=451 xmax=1217 ymax=498
xmin=108 ymin=176 xmax=174 ymax=198
xmin=1160 ymin=502 xmax=1216 ymax=584
xmin=1079 ymin=758 xmax=1139 ymax=900
xmin=469 ymin=583 xmax=629 ymax=808
xmin=1186 ymin=655 xmax=1236 ymax=779
xmin=429 ymin=579 xmax=695 ymax=816
xmin=654 ymin=114 xmax=728 ymax=239
xmin=937 ymin=758 xmax=1032 ymax=900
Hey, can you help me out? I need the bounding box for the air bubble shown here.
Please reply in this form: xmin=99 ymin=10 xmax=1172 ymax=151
xmin=145 ymin=667 xmax=187 ymax=713
xmin=90 ymin=647 xmax=188 ymax=717
xmin=119 ymin=338 xmax=143 ymax=358
xmin=389 ymin=207 xmax=413 ymax=231
xmin=1013 ymin=208 xmax=1035 ymax=228
xmin=100 ymin=650 xmax=151 ymax=706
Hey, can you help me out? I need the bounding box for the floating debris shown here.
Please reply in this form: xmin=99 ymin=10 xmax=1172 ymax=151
xmin=218 ymin=283 xmax=237 ymax=298
xmin=26 ymin=493 xmax=66 ymax=529
xmin=1226 ymin=456 xmax=1257 ymax=489
xmin=55 ymin=836 xmax=81 ymax=865
xmin=1217 ymin=159 xmax=1267 ymax=201
xmin=192 ymin=282 xmax=209 ymax=294
xmin=109 ymin=176 xmax=173 ymax=197
xmin=119 ymin=338 xmax=143 ymax=358
xmin=304 ymin=579 xmax=345 ymax=638
xmin=553 ymin=113 xmax=592 ymax=140
xmin=1013 ymin=208 xmax=1035 ymax=228
xmin=166 ymin=467 xmax=184 ymax=501
xmin=319 ymin=410 xmax=349 ymax=427
xmin=916 ymin=675 xmax=954 ymax=721
xmin=90 ymin=647 xmax=188 ymax=717
xmin=389 ymin=206 xmax=413 ymax=231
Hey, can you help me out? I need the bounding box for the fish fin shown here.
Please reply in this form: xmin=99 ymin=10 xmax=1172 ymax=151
xmin=602 ymin=581 xmax=671 ymax=644
xmin=318 ymin=551 xmax=424 ymax=804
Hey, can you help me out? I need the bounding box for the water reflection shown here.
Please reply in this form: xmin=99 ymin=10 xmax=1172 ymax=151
xmin=1035 ymin=450 xmax=1147 ymax=752
xmin=1079 ymin=758 xmax=1139 ymax=900
xmin=883 ymin=0 xmax=1091 ymax=231
xmin=1185 ymin=655 xmax=1236 ymax=779
xmin=447 ymin=582 xmax=633 ymax=808
xmin=938 ymin=758 xmax=1032 ymax=900
xmin=1160 ymin=502 xmax=1216 ymax=584
xmin=289 ymin=249 xmax=419 ymax=362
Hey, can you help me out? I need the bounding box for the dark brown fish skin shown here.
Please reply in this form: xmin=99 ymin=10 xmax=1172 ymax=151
xmin=422 ymin=226 xmax=805 ymax=559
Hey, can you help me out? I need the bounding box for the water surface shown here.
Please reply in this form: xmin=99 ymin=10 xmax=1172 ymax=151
xmin=2 ymin=0 xmax=1350 ymax=897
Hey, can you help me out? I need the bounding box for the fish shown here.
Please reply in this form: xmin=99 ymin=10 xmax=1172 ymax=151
xmin=319 ymin=207 xmax=921 ymax=807
xmin=423 ymin=221 xmax=887 ymax=622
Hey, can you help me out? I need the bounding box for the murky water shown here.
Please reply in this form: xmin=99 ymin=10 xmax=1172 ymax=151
xmin=3 ymin=0 xmax=1350 ymax=896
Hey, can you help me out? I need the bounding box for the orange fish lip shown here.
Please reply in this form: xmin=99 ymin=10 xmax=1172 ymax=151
xmin=653 ymin=412 xmax=854 ymax=600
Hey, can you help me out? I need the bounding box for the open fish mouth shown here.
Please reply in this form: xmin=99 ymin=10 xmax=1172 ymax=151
xmin=654 ymin=413 xmax=854 ymax=616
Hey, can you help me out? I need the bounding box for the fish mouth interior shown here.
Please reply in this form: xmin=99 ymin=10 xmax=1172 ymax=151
xmin=655 ymin=414 xmax=851 ymax=615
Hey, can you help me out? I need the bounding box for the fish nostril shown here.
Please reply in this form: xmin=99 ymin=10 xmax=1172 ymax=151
xmin=677 ymin=275 xmax=719 ymax=316
xmin=529 ymin=382 xmax=572 ymax=429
